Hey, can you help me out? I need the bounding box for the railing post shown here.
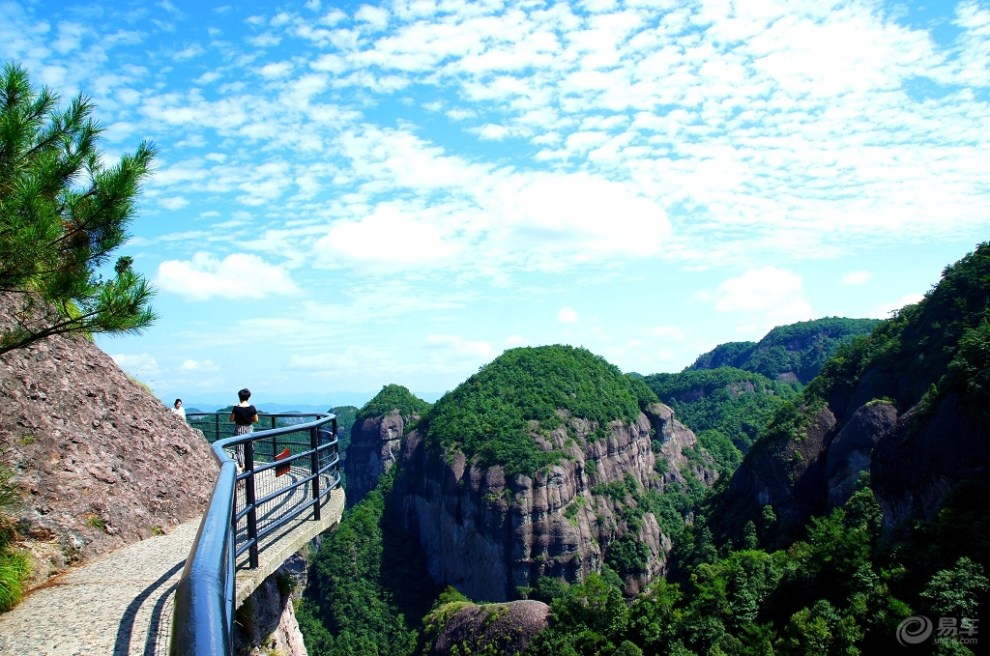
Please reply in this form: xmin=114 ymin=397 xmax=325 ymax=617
xmin=310 ymin=426 xmax=321 ymax=521
xmin=244 ymin=439 xmax=259 ymax=569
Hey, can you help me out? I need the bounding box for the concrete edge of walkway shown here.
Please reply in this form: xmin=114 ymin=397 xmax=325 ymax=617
xmin=234 ymin=488 xmax=345 ymax=607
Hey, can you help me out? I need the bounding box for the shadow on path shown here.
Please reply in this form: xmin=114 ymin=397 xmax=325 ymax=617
xmin=114 ymin=559 xmax=186 ymax=656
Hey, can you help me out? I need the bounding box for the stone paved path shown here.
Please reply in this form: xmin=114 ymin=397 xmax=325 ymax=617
xmin=0 ymin=466 xmax=343 ymax=656
xmin=0 ymin=519 xmax=199 ymax=656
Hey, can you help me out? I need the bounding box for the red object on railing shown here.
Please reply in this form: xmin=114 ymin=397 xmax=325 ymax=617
xmin=275 ymin=448 xmax=291 ymax=476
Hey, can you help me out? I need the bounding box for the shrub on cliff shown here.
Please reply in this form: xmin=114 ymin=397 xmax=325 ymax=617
xmin=0 ymin=467 xmax=29 ymax=612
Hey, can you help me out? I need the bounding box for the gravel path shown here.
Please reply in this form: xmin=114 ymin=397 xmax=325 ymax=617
xmin=0 ymin=519 xmax=199 ymax=656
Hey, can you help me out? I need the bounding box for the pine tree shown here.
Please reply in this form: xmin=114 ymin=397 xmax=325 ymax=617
xmin=0 ymin=61 xmax=157 ymax=356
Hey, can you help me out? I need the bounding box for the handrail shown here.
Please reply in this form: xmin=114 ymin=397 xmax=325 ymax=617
xmin=170 ymin=412 xmax=339 ymax=656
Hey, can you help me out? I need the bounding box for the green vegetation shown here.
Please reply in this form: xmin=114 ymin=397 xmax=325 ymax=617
xmin=355 ymin=384 xmax=431 ymax=425
xmin=0 ymin=62 xmax=157 ymax=356
xmin=301 ymin=480 xmax=982 ymax=655
xmin=298 ymin=247 xmax=990 ymax=655
xmin=690 ymin=317 xmax=881 ymax=384
xmin=298 ymin=472 xmax=439 ymax=656
xmin=330 ymin=405 xmax=358 ymax=488
xmin=645 ymin=318 xmax=878 ymax=475
xmin=330 ymin=405 xmax=358 ymax=452
xmin=803 ymin=243 xmax=990 ymax=425
xmin=85 ymin=513 xmax=107 ymax=532
xmin=521 ymin=482 xmax=981 ymax=655
xmin=420 ymin=345 xmax=657 ymax=478
xmin=0 ymin=467 xmax=29 ymax=612
xmin=645 ymin=367 xmax=798 ymax=472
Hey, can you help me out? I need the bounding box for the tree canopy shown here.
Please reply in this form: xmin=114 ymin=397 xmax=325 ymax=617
xmin=0 ymin=61 xmax=157 ymax=356
xmin=420 ymin=345 xmax=657 ymax=478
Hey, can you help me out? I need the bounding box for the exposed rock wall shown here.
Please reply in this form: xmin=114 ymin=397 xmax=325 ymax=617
xmin=391 ymin=402 xmax=715 ymax=601
xmin=872 ymin=392 xmax=989 ymax=528
xmin=236 ymin=550 xmax=312 ymax=656
xmin=0 ymin=294 xmax=214 ymax=586
xmin=345 ymin=409 xmax=408 ymax=506
xmin=723 ymin=390 xmax=990 ymax=541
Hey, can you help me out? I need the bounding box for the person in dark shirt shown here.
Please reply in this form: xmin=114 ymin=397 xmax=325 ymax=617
xmin=229 ymin=387 xmax=258 ymax=467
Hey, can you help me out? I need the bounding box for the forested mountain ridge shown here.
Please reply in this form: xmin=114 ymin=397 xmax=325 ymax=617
xmin=690 ymin=317 xmax=881 ymax=384
xmin=644 ymin=367 xmax=798 ymax=474
xmin=300 ymin=346 xmax=717 ymax=654
xmin=644 ymin=318 xmax=877 ymax=476
xmin=300 ymin=245 xmax=990 ymax=656
xmin=712 ymin=242 xmax=990 ymax=545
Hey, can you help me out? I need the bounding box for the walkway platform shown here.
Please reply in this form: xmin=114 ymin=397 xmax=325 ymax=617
xmin=0 ymin=487 xmax=344 ymax=655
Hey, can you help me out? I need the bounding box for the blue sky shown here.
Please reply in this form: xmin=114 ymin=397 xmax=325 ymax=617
xmin=3 ymin=0 xmax=988 ymax=409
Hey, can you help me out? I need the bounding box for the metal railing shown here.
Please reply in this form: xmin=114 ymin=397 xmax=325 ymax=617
xmin=170 ymin=413 xmax=340 ymax=656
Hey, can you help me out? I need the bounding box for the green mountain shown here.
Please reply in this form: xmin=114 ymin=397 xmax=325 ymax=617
xmin=690 ymin=317 xmax=882 ymax=384
xmin=345 ymin=385 xmax=430 ymax=506
xmin=644 ymin=318 xmax=877 ymax=474
xmin=644 ymin=367 xmax=798 ymax=474
xmin=299 ymin=245 xmax=990 ymax=656
xmin=418 ymin=344 xmax=657 ymax=477
xmin=354 ymin=384 xmax=431 ymax=425
xmin=713 ymin=242 xmax=990 ymax=544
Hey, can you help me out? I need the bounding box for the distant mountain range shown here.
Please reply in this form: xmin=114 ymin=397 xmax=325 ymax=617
xmin=178 ymin=392 xmax=446 ymax=415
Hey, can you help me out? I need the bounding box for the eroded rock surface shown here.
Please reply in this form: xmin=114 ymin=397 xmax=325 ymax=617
xmin=392 ymin=402 xmax=716 ymax=601
xmin=0 ymin=294 xmax=214 ymax=586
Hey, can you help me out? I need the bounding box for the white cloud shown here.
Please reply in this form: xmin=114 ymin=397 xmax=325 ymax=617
xmin=315 ymin=204 xmax=462 ymax=269
xmin=871 ymin=292 xmax=925 ymax=319
xmin=260 ymin=61 xmax=294 ymax=78
xmin=156 ymin=252 xmax=302 ymax=301
xmin=14 ymin=0 xmax=990 ymax=399
xmin=712 ymin=266 xmax=814 ymax=326
xmin=159 ymin=196 xmax=189 ymax=210
xmin=504 ymin=335 xmax=527 ymax=347
xmin=425 ymin=334 xmax=495 ymax=359
xmin=179 ymin=359 xmax=219 ymax=372
xmin=651 ymin=325 xmax=685 ymax=341
xmin=557 ymin=307 xmax=579 ymax=324
xmin=495 ymin=172 xmax=671 ymax=263
xmin=110 ymin=352 xmax=160 ymax=376
xmin=109 ymin=353 xmax=161 ymax=390
xmin=842 ymin=270 xmax=871 ymax=285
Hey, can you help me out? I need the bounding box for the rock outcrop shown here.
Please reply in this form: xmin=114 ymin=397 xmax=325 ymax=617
xmin=345 ymin=409 xmax=410 ymax=506
xmin=391 ymin=402 xmax=715 ymax=601
xmin=344 ymin=384 xmax=430 ymax=507
xmin=426 ymin=599 xmax=550 ymax=656
xmin=0 ymin=293 xmax=214 ymax=587
xmin=236 ymin=549 xmax=312 ymax=656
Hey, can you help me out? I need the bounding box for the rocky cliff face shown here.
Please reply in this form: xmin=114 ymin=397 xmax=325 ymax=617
xmin=723 ymin=387 xmax=989 ymax=543
xmin=345 ymin=409 xmax=409 ymax=507
xmin=390 ymin=402 xmax=715 ymax=602
xmin=236 ymin=549 xmax=312 ymax=656
xmin=0 ymin=295 xmax=214 ymax=586
xmin=716 ymin=244 xmax=990 ymax=542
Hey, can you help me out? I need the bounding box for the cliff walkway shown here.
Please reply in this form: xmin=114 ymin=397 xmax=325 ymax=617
xmin=0 ymin=413 xmax=344 ymax=655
